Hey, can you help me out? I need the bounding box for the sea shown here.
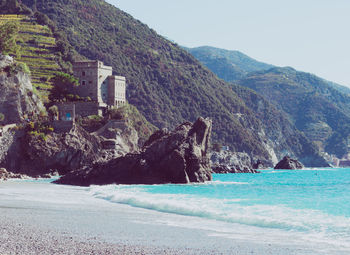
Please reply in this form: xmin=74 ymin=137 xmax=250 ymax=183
xmin=2 ymin=168 xmax=350 ymax=254
xmin=89 ymin=168 xmax=350 ymax=253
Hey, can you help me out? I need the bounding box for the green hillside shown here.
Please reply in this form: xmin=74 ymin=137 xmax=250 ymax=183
xmin=0 ymin=14 xmax=61 ymax=101
xmin=15 ymin=0 xmax=329 ymax=166
xmin=237 ymin=67 xmax=350 ymax=158
xmin=187 ymin=46 xmax=350 ymax=159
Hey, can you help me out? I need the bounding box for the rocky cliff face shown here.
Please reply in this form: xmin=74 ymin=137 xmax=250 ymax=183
xmin=93 ymin=120 xmax=139 ymax=156
xmin=232 ymin=84 xmax=330 ymax=167
xmin=0 ymin=122 xmax=140 ymax=176
xmin=0 ymin=125 xmax=100 ymax=175
xmin=55 ymin=117 xmax=213 ymax=186
xmin=0 ymin=55 xmax=43 ymax=125
xmin=211 ymin=151 xmax=256 ymax=173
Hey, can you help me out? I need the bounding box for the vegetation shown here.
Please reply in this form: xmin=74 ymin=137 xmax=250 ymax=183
xmin=26 ymin=120 xmax=54 ymax=141
xmin=0 ymin=0 xmax=32 ymax=15
xmin=0 ymin=14 xmax=73 ymax=102
xmin=108 ymin=103 xmax=158 ymax=144
xmin=189 ymin=46 xmax=350 ymax=158
xmin=77 ymin=103 xmax=157 ymax=144
xmin=0 ymin=20 xmax=21 ymax=56
xmin=237 ymin=67 xmax=350 ymax=158
xmin=0 ymin=113 xmax=5 ymax=122
xmin=3 ymin=61 xmax=30 ymax=75
xmin=13 ymin=0 xmax=327 ymax=162
xmin=48 ymin=72 xmax=79 ymax=102
xmin=15 ymin=0 xmax=271 ymax=158
xmin=186 ymin=46 xmax=273 ymax=82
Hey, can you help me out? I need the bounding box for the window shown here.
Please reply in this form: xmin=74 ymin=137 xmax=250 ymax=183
xmin=82 ymin=80 xmax=86 ymax=85
xmin=89 ymin=81 xmax=92 ymax=84
xmin=82 ymin=71 xmax=86 ymax=76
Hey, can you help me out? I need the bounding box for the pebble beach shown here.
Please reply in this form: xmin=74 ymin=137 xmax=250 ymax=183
xmin=0 ymin=179 xmax=341 ymax=255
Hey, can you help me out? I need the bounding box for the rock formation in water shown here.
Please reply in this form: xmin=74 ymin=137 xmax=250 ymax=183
xmin=274 ymin=156 xmax=304 ymax=170
xmin=55 ymin=117 xmax=213 ymax=186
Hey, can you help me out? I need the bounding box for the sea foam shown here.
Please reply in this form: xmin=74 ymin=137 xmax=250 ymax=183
xmin=89 ymin=183 xmax=350 ymax=249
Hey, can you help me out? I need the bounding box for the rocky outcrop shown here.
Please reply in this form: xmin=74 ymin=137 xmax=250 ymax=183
xmin=55 ymin=117 xmax=213 ymax=186
xmin=274 ymin=156 xmax=304 ymax=170
xmin=210 ymin=151 xmax=259 ymax=173
xmin=93 ymin=120 xmax=139 ymax=156
xmin=0 ymin=122 xmax=140 ymax=176
xmin=0 ymin=54 xmax=43 ymax=125
xmin=252 ymin=159 xmax=265 ymax=170
xmin=0 ymin=168 xmax=29 ymax=181
xmin=212 ymin=164 xmax=259 ymax=173
xmin=0 ymin=125 xmax=102 ymax=176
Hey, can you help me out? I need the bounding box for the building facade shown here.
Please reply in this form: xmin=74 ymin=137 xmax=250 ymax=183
xmin=73 ymin=60 xmax=126 ymax=108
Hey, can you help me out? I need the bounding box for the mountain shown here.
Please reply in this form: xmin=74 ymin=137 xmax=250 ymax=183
xmin=13 ymin=0 xmax=328 ymax=166
xmin=186 ymin=46 xmax=274 ymax=81
xmin=237 ymin=67 xmax=350 ymax=158
xmin=187 ymin=46 xmax=350 ymax=159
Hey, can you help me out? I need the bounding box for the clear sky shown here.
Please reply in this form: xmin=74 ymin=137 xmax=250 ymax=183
xmin=107 ymin=0 xmax=350 ymax=87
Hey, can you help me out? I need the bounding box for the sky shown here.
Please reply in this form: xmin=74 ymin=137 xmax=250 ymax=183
xmin=107 ymin=0 xmax=350 ymax=87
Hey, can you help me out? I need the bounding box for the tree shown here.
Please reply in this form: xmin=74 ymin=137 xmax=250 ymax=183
xmin=48 ymin=72 xmax=79 ymax=102
xmin=0 ymin=21 xmax=21 ymax=56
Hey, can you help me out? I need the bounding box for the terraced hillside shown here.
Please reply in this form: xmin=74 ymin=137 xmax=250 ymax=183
xmin=0 ymin=14 xmax=61 ymax=101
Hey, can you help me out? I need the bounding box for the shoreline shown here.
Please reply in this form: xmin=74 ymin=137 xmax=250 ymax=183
xmin=0 ymin=180 xmax=344 ymax=255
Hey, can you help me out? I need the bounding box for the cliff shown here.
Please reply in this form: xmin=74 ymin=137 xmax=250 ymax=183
xmin=211 ymin=151 xmax=259 ymax=173
xmin=0 ymin=121 xmax=142 ymax=176
xmin=0 ymin=55 xmax=43 ymax=125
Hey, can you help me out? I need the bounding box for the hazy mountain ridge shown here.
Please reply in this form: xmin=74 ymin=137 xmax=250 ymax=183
xmin=186 ymin=46 xmax=274 ymax=82
xmin=238 ymin=67 xmax=350 ymax=158
xmin=14 ymin=0 xmax=328 ymax=166
xmin=187 ymin=46 xmax=350 ymax=158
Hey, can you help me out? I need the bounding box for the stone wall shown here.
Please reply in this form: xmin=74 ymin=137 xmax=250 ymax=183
xmin=74 ymin=102 xmax=102 ymax=117
xmin=53 ymin=120 xmax=74 ymax=133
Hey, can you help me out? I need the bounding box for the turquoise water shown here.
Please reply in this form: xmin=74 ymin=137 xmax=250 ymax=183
xmin=89 ymin=168 xmax=350 ymax=250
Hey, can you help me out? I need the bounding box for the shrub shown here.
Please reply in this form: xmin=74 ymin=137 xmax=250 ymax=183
xmin=88 ymin=115 xmax=103 ymax=121
xmin=48 ymin=72 xmax=79 ymax=102
xmin=0 ymin=113 xmax=4 ymax=122
xmin=16 ymin=62 xmax=30 ymax=74
xmin=0 ymin=21 xmax=21 ymax=56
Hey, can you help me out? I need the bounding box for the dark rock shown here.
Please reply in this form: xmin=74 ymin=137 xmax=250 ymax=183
xmin=274 ymin=156 xmax=304 ymax=170
xmin=143 ymin=128 xmax=169 ymax=148
xmin=55 ymin=117 xmax=213 ymax=186
xmin=252 ymin=159 xmax=265 ymax=169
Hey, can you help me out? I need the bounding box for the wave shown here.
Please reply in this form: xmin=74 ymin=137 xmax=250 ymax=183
xmin=208 ymin=180 xmax=249 ymax=185
xmin=88 ymin=184 xmax=350 ymax=245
